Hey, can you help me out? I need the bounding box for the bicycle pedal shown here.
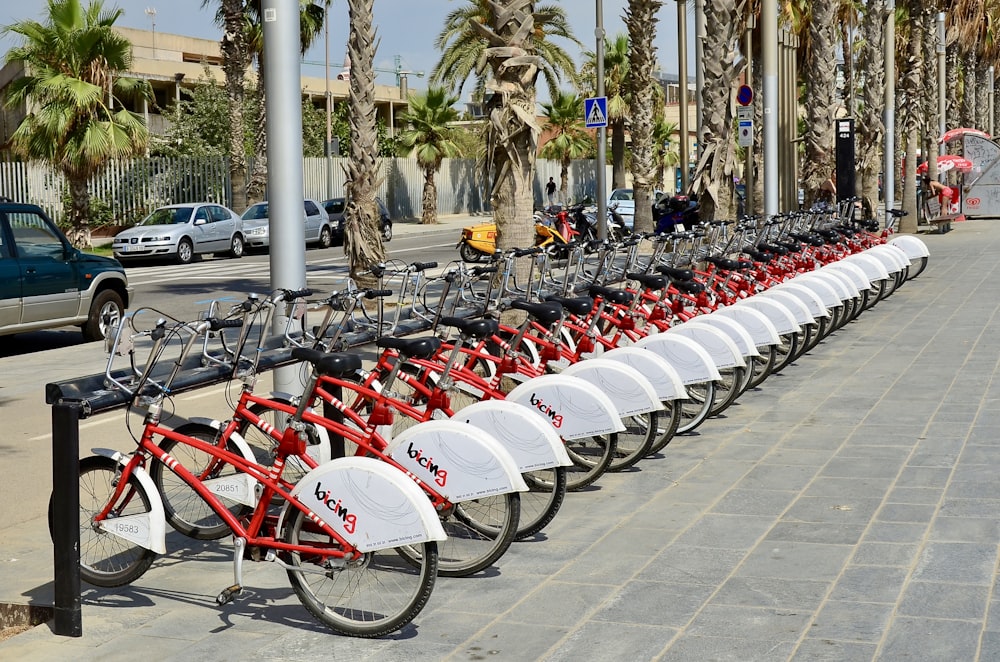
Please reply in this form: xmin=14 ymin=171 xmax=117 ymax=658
xmin=216 ymin=584 xmax=243 ymax=605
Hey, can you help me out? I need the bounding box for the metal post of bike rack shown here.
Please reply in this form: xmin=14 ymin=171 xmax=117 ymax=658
xmin=323 ymin=386 xmax=345 ymax=459
xmin=51 ymin=400 xmax=83 ymax=637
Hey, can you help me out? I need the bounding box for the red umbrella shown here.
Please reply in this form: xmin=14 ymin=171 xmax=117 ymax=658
xmin=917 ymin=154 xmax=974 ymax=175
xmin=940 ymin=127 xmax=991 ymax=143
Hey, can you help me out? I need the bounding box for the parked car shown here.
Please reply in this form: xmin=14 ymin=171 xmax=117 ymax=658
xmin=241 ymin=199 xmax=333 ymax=250
xmin=0 ymin=198 xmax=133 ymax=341
xmin=113 ymin=203 xmax=245 ymax=264
xmin=322 ymin=197 xmax=393 ymax=243
xmin=607 ymin=188 xmax=663 ymax=229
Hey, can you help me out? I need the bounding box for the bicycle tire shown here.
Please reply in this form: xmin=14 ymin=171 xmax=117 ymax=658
xmin=64 ymin=455 xmax=157 ymax=587
xmin=608 ymin=411 xmax=657 ymax=472
xmin=149 ymin=424 xmax=250 ymax=540
xmin=647 ymin=399 xmax=682 ymax=455
xmin=747 ymin=346 xmax=777 ymax=390
xmin=564 ymin=432 xmax=617 ymax=491
xmin=908 ymin=255 xmax=929 ymax=279
xmin=397 ymin=492 xmax=520 ymax=577
xmin=283 ymin=508 xmax=438 ymax=638
xmin=708 ymin=366 xmax=745 ymax=417
xmin=677 ymin=381 xmax=716 ymax=434
xmin=771 ymin=331 xmax=800 ymax=374
xmin=515 ymin=466 xmax=568 ymax=540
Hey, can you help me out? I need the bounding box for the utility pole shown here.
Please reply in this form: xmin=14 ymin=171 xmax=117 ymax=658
xmin=596 ymin=0 xmax=608 ymax=240
xmin=695 ymin=0 xmax=705 ymax=163
xmin=937 ymin=12 xmax=946 ymax=140
xmin=762 ymin=0 xmax=778 ymax=216
xmin=884 ymin=0 xmax=896 ymax=213
xmin=744 ymin=10 xmax=754 ymax=216
xmin=324 ymin=5 xmax=333 ymax=200
xmin=145 ymin=7 xmax=156 ymax=56
xmin=677 ymin=0 xmax=689 ymax=193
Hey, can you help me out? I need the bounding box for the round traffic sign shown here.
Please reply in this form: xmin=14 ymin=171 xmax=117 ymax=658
xmin=737 ymin=84 xmax=753 ymax=106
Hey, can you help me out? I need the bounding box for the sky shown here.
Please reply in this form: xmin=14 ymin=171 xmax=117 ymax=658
xmin=0 ymin=0 xmax=696 ymax=103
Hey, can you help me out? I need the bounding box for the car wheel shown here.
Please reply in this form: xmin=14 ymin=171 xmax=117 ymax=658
xmin=319 ymin=225 xmax=333 ymax=249
xmin=382 ymin=221 xmax=393 ymax=242
xmin=176 ymin=238 xmax=194 ymax=264
xmin=229 ymin=234 xmax=244 ymax=259
xmin=82 ymin=290 xmax=125 ymax=342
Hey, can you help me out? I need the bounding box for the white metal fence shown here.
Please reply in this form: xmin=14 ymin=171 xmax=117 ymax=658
xmin=0 ymin=155 xmax=606 ymax=225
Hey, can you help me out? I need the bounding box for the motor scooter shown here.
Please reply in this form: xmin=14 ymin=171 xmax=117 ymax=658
xmin=457 ymin=206 xmax=580 ymax=262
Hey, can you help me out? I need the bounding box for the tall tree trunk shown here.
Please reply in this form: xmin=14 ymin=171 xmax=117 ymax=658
xmin=484 ymin=0 xmax=541 ymax=280
xmin=626 ymin=0 xmax=663 ymax=234
xmin=921 ymin=7 xmax=939 ymax=186
xmin=961 ymin=51 xmax=977 ymax=129
xmin=611 ymin=119 xmax=626 ymax=189
xmin=559 ymin=156 xmax=570 ymax=203
xmin=856 ymin=0 xmax=886 ymax=222
xmin=343 ymin=0 xmax=386 ymax=285
xmin=840 ymin=23 xmax=855 ymax=118
xmin=976 ymin=62 xmax=990 ymax=134
xmin=65 ymin=171 xmax=92 ymax=249
xmin=898 ymin=0 xmax=922 ymax=233
xmin=692 ymin=0 xmax=745 ymax=221
xmin=247 ymin=69 xmax=268 ymax=205
xmin=221 ymin=0 xmax=249 ymax=212
xmin=421 ymin=167 xmax=438 ymax=224
xmin=802 ymin=0 xmax=838 ymax=207
xmin=946 ymin=46 xmax=960 ymax=125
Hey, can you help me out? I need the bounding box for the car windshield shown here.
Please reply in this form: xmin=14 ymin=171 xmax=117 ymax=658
xmin=141 ymin=207 xmax=194 ymax=225
xmin=242 ymin=204 xmax=269 ymax=220
xmin=610 ymin=190 xmax=634 ymax=201
xmin=324 ymin=199 xmax=346 ymax=214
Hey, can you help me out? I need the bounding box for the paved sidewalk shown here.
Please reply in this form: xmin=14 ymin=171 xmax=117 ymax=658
xmin=3 ymin=220 xmax=999 ymax=660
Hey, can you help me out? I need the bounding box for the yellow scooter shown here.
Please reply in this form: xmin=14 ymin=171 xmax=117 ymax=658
xmin=457 ymin=208 xmax=579 ymax=262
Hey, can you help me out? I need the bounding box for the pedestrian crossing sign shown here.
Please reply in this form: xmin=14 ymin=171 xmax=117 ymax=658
xmin=585 ymin=96 xmax=608 ymax=128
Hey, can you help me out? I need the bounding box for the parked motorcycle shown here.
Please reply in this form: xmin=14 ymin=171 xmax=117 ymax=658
xmin=653 ymin=194 xmax=699 ymax=234
xmin=457 ymin=205 xmax=581 ymax=262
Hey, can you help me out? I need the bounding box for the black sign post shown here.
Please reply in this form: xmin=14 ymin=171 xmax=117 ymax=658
xmin=835 ymin=118 xmax=856 ymax=202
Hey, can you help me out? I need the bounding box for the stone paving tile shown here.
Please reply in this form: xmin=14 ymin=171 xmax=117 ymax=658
xmin=543 ymin=621 xmax=677 ymax=662
xmin=589 ymin=580 xmax=715 ymax=628
xmin=885 ymin=485 xmax=945 ymax=505
xmin=502 ymin=581 xmax=615 ymax=628
xmin=979 ymin=631 xmax=1000 ymax=662
xmin=707 ymin=488 xmax=798 ymax=517
xmin=790 ymin=638 xmax=878 ymax=661
xmin=635 ymin=545 xmax=747 ymax=586
xmin=671 ymin=514 xmax=775 ymax=550
xmin=735 ymin=541 xmax=854 ymax=582
xmin=892 ymin=465 xmax=953 ymax=489
xmin=783 ymin=495 xmax=883 ymax=525
xmin=851 ymin=541 xmax=921 ymax=567
xmin=897 ymin=580 xmax=990 ymax=620
xmin=736 ymin=463 xmax=820 ymax=491
xmin=807 ymin=600 xmax=894 ymax=642
xmin=684 ymin=604 xmax=813 ymax=641
xmin=828 ymin=565 xmax=909 ymax=603
xmin=446 ymin=621 xmax=570 ymax=661
xmin=928 ymin=515 xmax=1000 ymax=542
xmin=911 ymin=542 xmax=999 ymax=584
xmin=660 ymin=635 xmax=796 ymax=662
xmin=764 ymin=521 xmax=866 ymax=546
xmin=875 ymin=502 xmax=937 ymax=523
xmin=710 ymin=576 xmax=830 ymax=610
xmin=878 ymin=616 xmax=981 ymax=661
xmin=802 ymin=475 xmax=895 ymax=499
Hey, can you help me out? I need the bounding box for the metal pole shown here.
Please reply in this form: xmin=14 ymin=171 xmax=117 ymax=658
xmin=989 ymin=66 xmax=995 ymax=137
xmin=596 ymin=0 xmax=608 ymax=240
xmin=325 ymin=6 xmax=334 ymax=200
xmin=762 ymin=0 xmax=779 ymax=216
xmin=744 ymin=12 xmax=754 ymax=215
xmin=677 ymin=0 xmax=689 ymax=192
xmin=884 ymin=0 xmax=896 ymax=213
xmin=937 ymin=12 xmax=946 ymax=140
xmin=263 ymin=0 xmax=307 ymax=396
xmin=52 ymin=401 xmax=82 ymax=637
xmin=695 ymin=0 xmax=705 ymax=163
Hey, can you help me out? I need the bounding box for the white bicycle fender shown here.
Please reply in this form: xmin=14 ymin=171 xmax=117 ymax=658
xmin=686 ymin=315 xmax=760 ymax=358
xmin=561 ymin=358 xmax=663 ymax=415
xmin=602 ymin=346 xmax=687 ymax=401
xmin=868 ymin=243 xmax=912 ymax=270
xmin=289 ymin=456 xmax=447 ymax=552
xmin=507 ymin=373 xmax=625 ymax=440
xmin=862 ymin=245 xmax=906 ymax=273
xmin=712 ymin=305 xmax=781 ymax=348
xmin=666 ymin=321 xmax=746 ymax=368
xmin=735 ymin=296 xmax=800 ymax=335
xmin=889 ymin=234 xmax=930 ymax=259
xmin=760 ymin=290 xmax=817 ymax=326
xmin=456 ymin=400 xmax=572 ymax=470
xmin=634 ymin=333 xmax=723 ymax=384
xmin=385 ymin=420 xmax=527 ymax=501
xmin=90 ymin=448 xmax=167 ymax=554
xmin=771 ymin=282 xmax=831 ymax=318
xmin=844 ymin=253 xmax=891 ymax=282
xmin=797 ymin=271 xmax=856 ymax=302
xmin=783 ymin=275 xmax=841 ymax=309
xmin=823 ymin=261 xmax=872 ymax=291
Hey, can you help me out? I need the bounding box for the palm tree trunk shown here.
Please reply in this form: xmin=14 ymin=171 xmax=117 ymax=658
xmin=898 ymin=0 xmax=922 ymax=233
xmin=802 ymin=0 xmax=838 ymax=207
xmin=857 ymin=0 xmax=886 ymax=222
xmin=961 ymin=51 xmax=977 ymax=129
xmin=247 ymin=69 xmax=268 ymax=205
xmin=611 ymin=119 xmax=627 ymax=189
xmin=65 ymin=171 xmax=92 ymax=249
xmin=343 ymin=0 xmax=386 ymax=286
xmin=220 ymin=0 xmax=249 ymax=213
xmin=560 ymin=156 xmax=570 ymax=204
xmin=626 ymin=0 xmax=663 ymax=234
xmin=421 ymin=167 xmax=438 ymax=224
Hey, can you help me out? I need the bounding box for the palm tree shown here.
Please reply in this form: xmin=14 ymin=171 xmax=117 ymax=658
xmin=342 ymin=0 xmax=385 ymax=284
xmin=898 ymin=0 xmax=923 ymax=232
xmin=652 ymin=117 xmax=679 ymax=193
xmin=3 ymin=0 xmax=151 ymax=248
xmin=800 ymin=0 xmax=838 ymax=207
xmin=482 ymin=0 xmax=543 ymax=266
xmin=856 ymin=0 xmax=887 ymax=221
xmin=431 ymin=0 xmax=580 ymax=101
xmin=583 ymin=34 xmax=631 ymax=189
xmin=215 ymin=0 xmax=251 ymax=212
xmin=540 ymin=92 xmax=593 ymax=204
xmin=398 ymin=87 xmax=462 ymax=225
xmin=625 ymin=0 xmax=664 ymax=233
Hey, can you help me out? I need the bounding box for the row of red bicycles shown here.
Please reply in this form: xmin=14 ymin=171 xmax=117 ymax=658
xmin=61 ymin=203 xmax=930 ymax=637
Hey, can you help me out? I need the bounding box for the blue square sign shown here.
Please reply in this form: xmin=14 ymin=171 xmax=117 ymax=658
xmin=585 ymin=96 xmax=608 ymax=128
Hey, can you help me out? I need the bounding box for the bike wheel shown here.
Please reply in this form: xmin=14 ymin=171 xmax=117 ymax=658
xmin=69 ymin=456 xmax=157 ymax=587
xmin=397 ymin=492 xmax=520 ymax=577
xmin=677 ymin=381 xmax=716 ymax=434
xmin=772 ymin=331 xmax=800 ymax=374
xmin=564 ymin=433 xmax=617 ymax=491
xmin=515 ymin=466 xmax=568 ymax=540
xmin=747 ymin=346 xmax=777 ymax=389
xmin=647 ymin=399 xmax=682 ymax=455
xmin=150 ymin=425 xmax=250 ymax=540
xmin=283 ymin=508 xmax=438 ymax=638
xmin=608 ymin=412 xmax=657 ymax=472
xmin=709 ymin=366 xmax=745 ymax=417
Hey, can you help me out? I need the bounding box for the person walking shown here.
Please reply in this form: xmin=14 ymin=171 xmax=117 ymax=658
xmin=545 ymin=177 xmax=557 ymax=208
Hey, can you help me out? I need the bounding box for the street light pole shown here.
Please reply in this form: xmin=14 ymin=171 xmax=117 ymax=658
xmin=324 ymin=6 xmax=333 ymax=200
xmin=762 ymin=0 xmax=778 ymax=216
xmin=937 ymin=12 xmax=946 ymax=140
xmin=596 ymin=0 xmax=608 ymax=241
xmin=884 ymin=0 xmax=896 ymax=213
xmin=677 ymin=0 xmax=689 ymax=193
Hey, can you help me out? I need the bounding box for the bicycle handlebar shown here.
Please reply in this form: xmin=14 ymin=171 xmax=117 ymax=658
xmin=366 ymin=289 xmax=393 ymax=299
xmin=411 ymin=261 xmax=438 ymax=272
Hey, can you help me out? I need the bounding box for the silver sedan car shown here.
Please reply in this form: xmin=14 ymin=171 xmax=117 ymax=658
xmin=113 ymin=203 xmax=245 ymax=264
xmin=241 ymin=199 xmax=333 ymax=250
